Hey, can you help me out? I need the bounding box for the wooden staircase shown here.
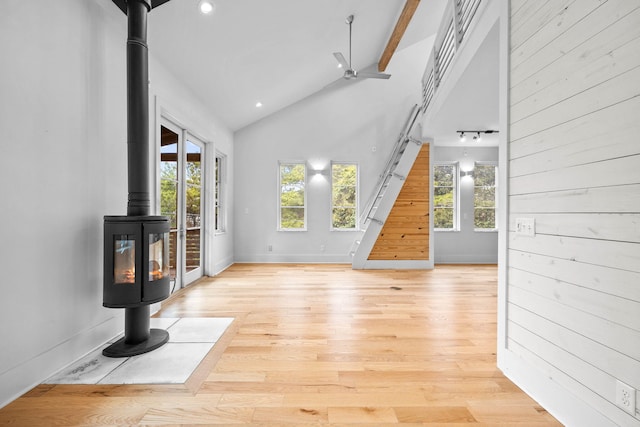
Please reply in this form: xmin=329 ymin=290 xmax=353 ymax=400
xmin=351 ymin=105 xmax=432 ymax=269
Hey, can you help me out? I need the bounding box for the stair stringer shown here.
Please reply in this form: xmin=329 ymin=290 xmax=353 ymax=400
xmin=352 ymin=138 xmax=426 ymax=269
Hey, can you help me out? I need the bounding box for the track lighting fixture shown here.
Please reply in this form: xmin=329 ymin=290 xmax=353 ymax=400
xmin=456 ymin=130 xmax=498 ymax=143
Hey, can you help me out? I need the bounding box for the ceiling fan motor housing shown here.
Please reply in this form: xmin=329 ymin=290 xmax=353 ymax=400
xmin=344 ymin=69 xmax=356 ymax=79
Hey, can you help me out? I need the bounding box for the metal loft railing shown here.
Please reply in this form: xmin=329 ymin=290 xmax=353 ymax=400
xmin=359 ymin=104 xmax=422 ymax=229
xmin=421 ymin=0 xmax=483 ymax=113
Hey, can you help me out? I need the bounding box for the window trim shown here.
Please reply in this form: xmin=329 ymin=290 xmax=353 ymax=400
xmin=473 ymin=162 xmax=498 ymax=232
xmin=433 ymin=162 xmax=459 ymax=231
xmin=330 ymin=161 xmax=359 ymax=231
xmin=277 ymin=161 xmax=307 ymax=231
xmin=214 ymin=152 xmax=226 ymax=234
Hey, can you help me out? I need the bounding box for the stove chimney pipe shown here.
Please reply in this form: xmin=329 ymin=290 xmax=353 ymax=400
xmin=126 ymin=0 xmax=151 ymax=217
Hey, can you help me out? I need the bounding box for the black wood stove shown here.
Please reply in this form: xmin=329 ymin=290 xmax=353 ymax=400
xmin=103 ymin=0 xmax=172 ymax=358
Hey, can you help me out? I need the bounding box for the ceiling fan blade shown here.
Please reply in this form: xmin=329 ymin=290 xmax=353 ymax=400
xmin=333 ymin=52 xmax=350 ymax=69
xmin=322 ymin=76 xmax=353 ymax=92
xmin=357 ymin=71 xmax=392 ymax=79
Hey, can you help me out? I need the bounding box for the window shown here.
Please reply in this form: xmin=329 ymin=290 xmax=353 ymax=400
xmin=278 ymin=162 xmax=306 ymax=230
xmin=331 ymin=163 xmax=358 ymax=230
xmin=474 ymin=164 xmax=497 ymax=230
xmin=214 ymin=153 xmax=226 ymax=233
xmin=433 ymin=163 xmax=457 ymax=230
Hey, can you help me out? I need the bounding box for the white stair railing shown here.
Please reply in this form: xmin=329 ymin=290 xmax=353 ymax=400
xmin=359 ymin=104 xmax=422 ymax=229
xmin=350 ymin=104 xmax=423 ymax=266
xmin=421 ymin=0 xmax=483 ymax=113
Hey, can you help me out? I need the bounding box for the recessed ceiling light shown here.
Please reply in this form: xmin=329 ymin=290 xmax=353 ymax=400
xmin=255 ymin=102 xmax=262 ymax=108
xmin=198 ymin=0 xmax=215 ymax=15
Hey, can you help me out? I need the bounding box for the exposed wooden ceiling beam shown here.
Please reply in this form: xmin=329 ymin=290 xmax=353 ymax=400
xmin=378 ymin=0 xmax=421 ymax=72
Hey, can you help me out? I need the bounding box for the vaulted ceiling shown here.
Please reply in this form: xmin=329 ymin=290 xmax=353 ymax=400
xmin=146 ymin=0 xmax=450 ymax=131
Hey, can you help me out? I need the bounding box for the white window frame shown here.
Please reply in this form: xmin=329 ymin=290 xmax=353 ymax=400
xmin=330 ymin=162 xmax=359 ymax=231
xmin=473 ymin=162 xmax=498 ymax=232
xmin=433 ymin=162 xmax=459 ymax=231
xmin=278 ymin=161 xmax=307 ymax=231
xmin=214 ymin=152 xmax=226 ymax=234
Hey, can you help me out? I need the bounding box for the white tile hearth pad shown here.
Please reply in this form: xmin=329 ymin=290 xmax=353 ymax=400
xmin=45 ymin=317 xmax=233 ymax=384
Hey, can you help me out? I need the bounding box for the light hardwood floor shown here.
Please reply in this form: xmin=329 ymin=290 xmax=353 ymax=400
xmin=0 ymin=264 xmax=562 ymax=426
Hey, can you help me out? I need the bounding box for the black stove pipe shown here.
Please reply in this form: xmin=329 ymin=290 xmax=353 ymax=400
xmin=126 ymin=0 xmax=151 ymax=217
xmin=102 ymin=0 xmax=170 ymax=357
xmin=124 ymin=0 xmax=152 ymax=348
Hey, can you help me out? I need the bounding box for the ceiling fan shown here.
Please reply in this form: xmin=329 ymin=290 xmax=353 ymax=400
xmin=333 ymin=14 xmax=391 ymax=80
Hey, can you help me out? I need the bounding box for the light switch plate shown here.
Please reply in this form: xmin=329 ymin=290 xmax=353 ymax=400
xmin=515 ymin=217 xmax=535 ymax=237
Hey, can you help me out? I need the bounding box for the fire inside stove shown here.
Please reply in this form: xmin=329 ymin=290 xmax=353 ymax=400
xmin=104 ymin=216 xmax=171 ymax=308
xmin=114 ymin=236 xmax=135 ymax=283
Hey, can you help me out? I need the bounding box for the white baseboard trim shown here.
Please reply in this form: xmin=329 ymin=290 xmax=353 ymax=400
xmin=0 ymin=314 xmax=123 ymax=409
xmin=357 ymin=260 xmax=434 ymax=270
xmin=214 ymin=256 xmax=235 ymax=275
xmin=434 ymin=254 xmax=498 ymax=264
xmin=234 ymin=254 xmax=352 ymax=263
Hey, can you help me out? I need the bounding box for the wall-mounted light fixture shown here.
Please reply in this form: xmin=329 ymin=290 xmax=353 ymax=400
xmin=460 ymin=160 xmax=475 ymax=183
xmin=456 ymin=130 xmax=498 ymax=143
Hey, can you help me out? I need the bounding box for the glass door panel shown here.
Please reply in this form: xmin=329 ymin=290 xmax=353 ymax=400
xmin=160 ymin=125 xmax=180 ymax=291
xmin=159 ymin=122 xmax=205 ymax=290
xmin=184 ymin=137 xmax=203 ymax=283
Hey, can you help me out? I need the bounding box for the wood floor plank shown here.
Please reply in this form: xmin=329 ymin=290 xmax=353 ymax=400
xmin=0 ymin=264 xmax=562 ymax=426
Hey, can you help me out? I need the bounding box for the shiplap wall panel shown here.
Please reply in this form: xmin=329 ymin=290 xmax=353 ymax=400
xmin=510 ymin=184 xmax=640 ymax=213
xmin=508 ymin=213 xmax=640 ymax=243
xmin=510 ymin=0 xmax=576 ymax=50
xmin=507 ymin=326 xmax=638 ymax=427
xmin=510 ymin=155 xmax=640 ymax=195
xmin=509 ymin=250 xmax=640 ymax=301
xmin=508 ymin=0 xmax=640 ymax=423
xmin=511 ymin=66 xmax=640 ymax=140
xmin=510 ymin=117 xmax=640 ymax=177
xmin=509 ymin=305 xmax=640 ymax=383
xmin=508 ymin=287 xmax=640 ymax=361
xmin=510 ymin=268 xmax=640 ymax=331
xmin=511 ymin=0 xmax=636 ymax=84
xmin=509 ymin=233 xmax=640 ymax=272
xmin=510 ymin=96 xmax=640 ymax=160
xmin=512 ymin=24 xmax=640 ymax=122
xmin=512 ymin=9 xmax=640 ymax=106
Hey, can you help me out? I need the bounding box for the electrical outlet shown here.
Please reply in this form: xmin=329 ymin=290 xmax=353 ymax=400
xmin=267 ymin=245 xmax=273 ymax=252
xmin=616 ymin=380 xmax=636 ymax=415
xmin=320 ymin=245 xmax=325 ymax=252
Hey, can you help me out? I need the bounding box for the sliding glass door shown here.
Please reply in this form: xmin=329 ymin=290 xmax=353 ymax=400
xmin=159 ymin=121 xmax=204 ymax=291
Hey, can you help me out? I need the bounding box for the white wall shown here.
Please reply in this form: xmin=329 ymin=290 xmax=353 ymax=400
xmin=433 ymin=146 xmax=498 ymax=264
xmin=499 ymin=1 xmax=640 ymax=426
xmin=233 ymin=39 xmax=433 ymax=263
xmin=0 ymin=0 xmax=233 ymax=408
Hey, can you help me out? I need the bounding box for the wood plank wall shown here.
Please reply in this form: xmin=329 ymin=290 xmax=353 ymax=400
xmin=508 ymin=1 xmax=640 ymax=425
xmin=368 ymin=144 xmax=430 ymax=260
